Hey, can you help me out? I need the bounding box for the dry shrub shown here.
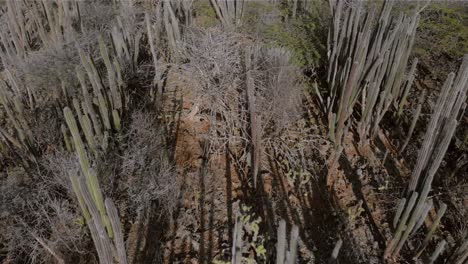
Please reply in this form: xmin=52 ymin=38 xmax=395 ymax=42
xmin=181 ymin=27 xmax=249 ymax=154
xmin=14 ymin=42 xmax=82 ymax=102
xmin=181 ymin=27 xmax=315 ymax=175
xmin=250 ymin=46 xmax=302 ymax=135
xmin=121 ymin=111 xmax=179 ymax=216
xmin=43 ymin=150 xmax=81 ymax=192
xmin=1 ymin=170 xmax=89 ymax=264
xmin=79 ymin=1 xmax=121 ymax=32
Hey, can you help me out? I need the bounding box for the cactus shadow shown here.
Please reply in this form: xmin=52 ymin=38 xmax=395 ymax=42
xmin=337 ymin=155 xmax=387 ymax=248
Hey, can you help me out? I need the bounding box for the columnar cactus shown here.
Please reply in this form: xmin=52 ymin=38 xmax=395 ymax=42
xmin=105 ymin=199 xmax=128 ymax=264
xmin=276 ymin=220 xmax=287 ymax=264
xmin=0 ymin=83 xmax=34 ymax=151
xmin=77 ymin=175 xmax=114 ymax=264
xmin=415 ymin=203 xmax=447 ymax=258
xmin=145 ymin=12 xmax=164 ymax=96
xmin=63 ymin=107 xmax=113 ymax=238
xmin=411 ymin=199 xmax=433 ymax=236
xmin=245 ymin=46 xmax=262 ymax=188
xmin=450 ymin=236 xmax=468 ymax=264
xmin=210 ymin=0 xmax=244 ymax=30
xmin=275 ymin=219 xmax=299 ymax=264
xmin=428 ymin=239 xmax=446 ymax=264
xmin=386 ymin=55 xmax=468 ymax=259
xmin=326 ymin=0 xmax=421 ymax=147
xmin=99 ymin=35 xmax=122 ymax=111
xmin=385 ymin=191 xmax=418 ymax=258
xmin=393 ymin=198 xmax=407 ymax=229
xmin=399 ymin=91 xmax=425 ymax=154
xmin=68 ymin=171 xmax=91 ymax=222
xmin=163 ymin=0 xmax=182 ymax=58
xmin=61 ymin=124 xmax=73 ymax=152
xmin=77 ymin=67 xmax=103 ymax=140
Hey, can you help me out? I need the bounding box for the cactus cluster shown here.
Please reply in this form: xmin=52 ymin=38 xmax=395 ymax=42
xmin=60 ymin=18 xmax=136 ymax=264
xmin=326 ymin=0 xmax=421 ymax=147
xmin=0 ymin=0 xmax=133 ymax=162
xmin=386 ymin=55 xmax=468 ymax=260
xmin=111 ymin=15 xmax=142 ymax=73
xmin=64 ymin=102 xmax=127 ymax=264
xmin=0 ymin=84 xmax=34 ymax=154
xmin=0 ymin=0 xmax=80 ymax=68
xmin=74 ymin=40 xmax=124 ymax=142
xmin=70 ymin=172 xmax=127 ymax=264
xmin=145 ymin=1 xmax=188 ymax=98
xmin=210 ymin=0 xmax=245 ymax=30
xmin=163 ymin=1 xmax=182 ymax=57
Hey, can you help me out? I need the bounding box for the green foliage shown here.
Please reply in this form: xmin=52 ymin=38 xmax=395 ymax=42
xmin=455 ymin=130 xmax=468 ymax=152
xmin=239 ymin=205 xmax=266 ymax=263
xmin=241 ymin=1 xmax=326 ymax=68
xmin=216 ymin=205 xmax=267 ymax=263
xmin=281 ymin=159 xmax=311 ymax=188
xmin=414 ymin=3 xmax=468 ymax=76
xmin=193 ymin=0 xmax=219 ymax=28
xmin=264 ymin=19 xmax=322 ymax=67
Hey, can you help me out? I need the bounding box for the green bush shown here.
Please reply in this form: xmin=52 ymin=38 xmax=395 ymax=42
xmin=414 ymin=3 xmax=468 ymax=77
xmin=417 ymin=3 xmax=468 ymax=57
xmin=241 ymin=1 xmax=326 ymax=69
xmin=193 ymin=0 xmax=219 ymax=28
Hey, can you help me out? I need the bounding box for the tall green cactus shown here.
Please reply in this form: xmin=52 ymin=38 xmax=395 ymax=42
xmin=77 ymin=67 xmax=103 ymax=141
xmin=68 ymin=171 xmax=91 ymax=222
xmin=105 ymin=199 xmax=128 ymax=264
xmin=63 ymin=106 xmax=113 ymax=239
xmin=99 ymin=34 xmax=122 ymax=111
xmin=77 ymin=175 xmax=114 ymax=264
